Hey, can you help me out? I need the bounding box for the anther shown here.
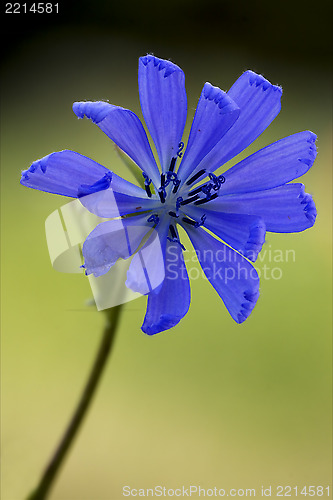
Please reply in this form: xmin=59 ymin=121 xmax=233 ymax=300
xmin=186 ymin=169 xmax=206 ymax=186
xmin=168 ymin=211 xmax=179 ymax=218
xmin=161 ymin=173 xmax=165 ymax=187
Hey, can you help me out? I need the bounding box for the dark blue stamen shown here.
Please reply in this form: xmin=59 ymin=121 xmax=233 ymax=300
xmin=169 ymin=211 xmax=179 ymax=218
xmin=194 ymin=193 xmax=218 ymax=205
xmin=169 ymin=222 xmax=185 ymax=250
xmin=180 ymin=195 xmax=199 ymax=205
xmin=161 ymin=171 xmax=181 ymax=195
xmin=169 ymin=224 xmax=177 ymax=239
xmin=182 ymin=214 xmax=206 ymax=228
xmin=188 ymin=186 xmax=203 ymax=197
xmin=182 ymin=217 xmax=196 ymax=226
xmin=166 ymin=171 xmax=178 ymax=185
xmin=158 ymin=187 xmax=166 ymax=203
xmin=143 ymin=172 xmax=151 ymax=184
xmin=169 ymin=157 xmax=177 ymax=172
xmin=168 ymin=224 xmax=187 ymax=251
xmin=147 ymin=214 xmax=159 ymax=224
xmin=188 ymin=174 xmax=225 ymax=199
xmin=167 ymin=237 xmax=186 ymax=251
xmin=177 ymin=142 xmax=184 ymax=158
xmin=186 ymin=169 xmax=206 ymax=186
xmin=142 ymin=172 xmax=152 ymax=198
xmin=172 ymin=179 xmax=181 ymax=193
xmin=161 ymin=173 xmax=166 ymax=186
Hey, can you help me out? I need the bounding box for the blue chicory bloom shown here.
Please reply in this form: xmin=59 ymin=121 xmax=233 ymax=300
xmin=20 ymin=55 xmax=317 ymax=334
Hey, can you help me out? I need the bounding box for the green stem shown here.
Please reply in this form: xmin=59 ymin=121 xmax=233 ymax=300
xmin=26 ymin=305 xmax=123 ymax=500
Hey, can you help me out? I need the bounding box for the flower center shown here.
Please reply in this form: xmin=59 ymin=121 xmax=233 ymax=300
xmin=144 ymin=153 xmax=226 ymax=249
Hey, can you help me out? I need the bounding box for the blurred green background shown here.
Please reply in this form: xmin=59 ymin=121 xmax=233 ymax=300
xmin=1 ymin=1 xmax=332 ymax=499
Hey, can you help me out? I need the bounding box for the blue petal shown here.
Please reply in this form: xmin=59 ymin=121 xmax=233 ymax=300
xmin=79 ymin=187 xmax=161 ymax=218
xmin=141 ymin=237 xmax=191 ymax=335
xmin=82 ymin=215 xmax=152 ymax=277
xmin=178 ymin=83 xmax=240 ymax=182
xmin=208 ymin=183 xmax=316 ymax=232
xmin=184 ymin=206 xmax=266 ymax=262
xmin=185 ymin=227 xmax=260 ymax=323
xmin=72 ymin=101 xmax=160 ymax=187
xmin=139 ymin=55 xmax=187 ymax=172
xmin=197 ymin=70 xmax=282 ymax=173
xmin=125 ymin=229 xmax=165 ymax=295
xmin=20 ymin=150 xmax=110 ymax=197
xmin=99 ymin=171 xmax=146 ymax=198
xmin=221 ymin=131 xmax=317 ymax=195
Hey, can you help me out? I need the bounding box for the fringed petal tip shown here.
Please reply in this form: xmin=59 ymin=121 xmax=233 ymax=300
xmin=20 ymin=150 xmax=111 ymax=198
xmin=20 ymin=155 xmax=49 ymax=182
xmin=72 ymin=101 xmax=114 ymax=124
xmin=139 ymin=55 xmax=183 ymax=78
xmin=243 ymin=220 xmax=266 ymax=262
xmin=203 ymin=83 xmax=240 ymax=113
xmin=245 ymin=70 xmax=282 ymax=94
xmin=299 ymin=188 xmax=317 ymax=227
xmin=298 ymin=130 xmax=317 ymax=167
xmin=141 ymin=313 xmax=183 ymax=335
xmin=237 ymin=290 xmax=260 ymax=324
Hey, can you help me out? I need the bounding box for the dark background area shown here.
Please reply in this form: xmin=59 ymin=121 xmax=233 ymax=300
xmin=2 ymin=0 xmax=332 ymax=68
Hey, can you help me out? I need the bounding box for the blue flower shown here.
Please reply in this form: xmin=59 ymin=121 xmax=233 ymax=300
xmin=20 ymin=55 xmax=317 ymax=335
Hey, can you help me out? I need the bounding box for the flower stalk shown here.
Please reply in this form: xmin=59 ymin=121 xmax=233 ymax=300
xmin=26 ymin=304 xmax=123 ymax=500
